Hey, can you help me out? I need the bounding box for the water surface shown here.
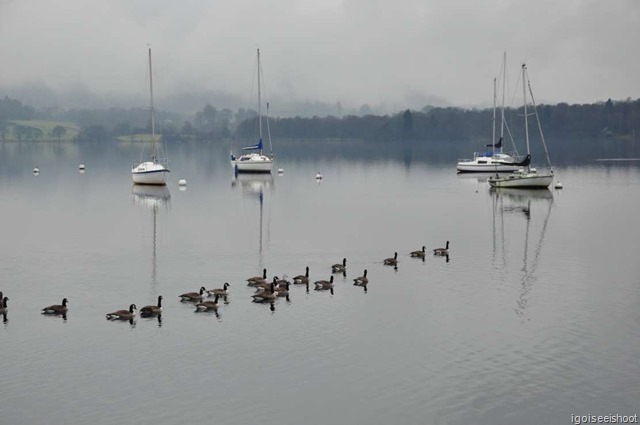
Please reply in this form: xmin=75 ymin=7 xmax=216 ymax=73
xmin=1 ymin=141 xmax=638 ymax=424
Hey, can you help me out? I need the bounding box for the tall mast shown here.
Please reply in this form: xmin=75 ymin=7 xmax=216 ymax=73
xmin=148 ymin=47 xmax=157 ymax=160
xmin=257 ymin=48 xmax=263 ymax=153
xmin=522 ymin=63 xmax=530 ymax=171
xmin=492 ymin=77 xmax=496 ymax=151
xmin=500 ymin=51 xmax=506 ymax=153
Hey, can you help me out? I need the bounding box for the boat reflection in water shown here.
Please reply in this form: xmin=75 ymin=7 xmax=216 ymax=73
xmin=232 ymin=173 xmax=277 ymax=309
xmin=232 ymin=172 xmax=274 ymax=256
xmin=132 ymin=185 xmax=171 ymax=288
xmin=490 ymin=187 xmax=553 ymax=318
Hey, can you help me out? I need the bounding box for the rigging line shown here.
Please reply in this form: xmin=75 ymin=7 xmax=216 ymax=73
xmin=527 ymin=77 xmax=553 ymax=170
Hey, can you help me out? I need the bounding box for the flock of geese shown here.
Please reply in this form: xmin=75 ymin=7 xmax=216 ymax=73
xmin=0 ymin=241 xmax=450 ymax=322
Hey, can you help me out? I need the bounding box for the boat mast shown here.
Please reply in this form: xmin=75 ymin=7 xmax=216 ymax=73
xmin=522 ymin=63 xmax=530 ymax=172
xmin=257 ymin=48 xmax=263 ymax=154
xmin=148 ymin=47 xmax=157 ymax=161
xmin=492 ymin=77 xmax=496 ymax=152
xmin=500 ymin=51 xmax=506 ymax=154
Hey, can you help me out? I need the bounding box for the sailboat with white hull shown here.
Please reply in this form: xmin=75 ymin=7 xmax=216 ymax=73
xmin=488 ymin=63 xmax=553 ymax=189
xmin=132 ymin=47 xmax=170 ymax=185
xmin=458 ymin=53 xmax=527 ymax=173
xmin=231 ymin=49 xmax=274 ymax=174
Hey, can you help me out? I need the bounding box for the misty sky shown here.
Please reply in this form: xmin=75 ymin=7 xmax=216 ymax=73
xmin=1 ymin=0 xmax=639 ymax=112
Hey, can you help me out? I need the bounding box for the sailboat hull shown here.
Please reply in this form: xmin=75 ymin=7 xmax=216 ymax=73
xmin=231 ymin=153 xmax=274 ymax=173
xmin=457 ymin=160 xmax=521 ymax=173
xmin=488 ymin=172 xmax=552 ymax=188
xmin=132 ymin=161 xmax=170 ymax=185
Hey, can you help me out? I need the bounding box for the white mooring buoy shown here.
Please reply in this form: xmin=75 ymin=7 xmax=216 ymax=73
xmin=178 ymin=179 xmax=187 ymax=186
xmin=277 ymin=168 xmax=284 ymax=175
xmin=79 ymin=164 xmax=86 ymax=171
xmin=315 ymin=172 xmax=323 ymax=180
xmin=554 ymin=181 xmax=563 ymax=189
xmin=33 ymin=167 xmax=40 ymax=174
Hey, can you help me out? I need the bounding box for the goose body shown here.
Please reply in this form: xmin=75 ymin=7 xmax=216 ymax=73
xmin=140 ymin=296 xmax=163 ymax=317
xmin=106 ymin=304 xmax=137 ymax=320
xmin=0 ymin=296 xmax=8 ymax=314
xmin=42 ymin=298 xmax=68 ymax=315
xmin=383 ymin=252 xmax=398 ymax=266
xmin=433 ymin=241 xmax=450 ymax=256
xmin=252 ymin=281 xmax=277 ymax=302
xmin=410 ymin=246 xmax=426 ymax=258
xmin=247 ymin=269 xmax=268 ymax=286
xmin=207 ymin=282 xmax=230 ymax=297
xmin=293 ymin=267 xmax=310 ymax=284
xmin=275 ymin=282 xmax=291 ymax=297
xmin=332 ymin=258 xmax=347 ymax=273
xmin=196 ymin=295 xmax=220 ymax=311
xmin=314 ymin=275 xmax=334 ymax=290
xmin=179 ymin=286 xmax=206 ymax=302
xmin=353 ymin=270 xmax=368 ymax=286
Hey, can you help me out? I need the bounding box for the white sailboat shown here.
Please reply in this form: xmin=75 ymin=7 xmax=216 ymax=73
xmin=132 ymin=47 xmax=170 ymax=185
xmin=488 ymin=63 xmax=553 ymax=189
xmin=231 ymin=49 xmax=275 ymax=173
xmin=458 ymin=52 xmax=527 ymax=173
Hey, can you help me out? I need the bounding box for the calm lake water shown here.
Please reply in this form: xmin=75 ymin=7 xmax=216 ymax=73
xmin=1 ymin=140 xmax=639 ymax=425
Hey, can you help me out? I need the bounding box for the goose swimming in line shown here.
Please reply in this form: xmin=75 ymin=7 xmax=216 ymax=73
xmin=314 ymin=275 xmax=334 ymax=290
xmin=140 ymin=296 xmax=163 ymax=317
xmin=433 ymin=241 xmax=450 ymax=256
xmin=247 ymin=269 xmax=268 ymax=286
xmin=42 ymin=298 xmax=68 ymax=315
xmin=207 ymin=282 xmax=230 ymax=297
xmin=383 ymin=252 xmax=398 ymax=266
xmin=106 ymin=304 xmax=137 ymax=320
xmin=179 ymin=287 xmax=207 ymax=302
xmin=0 ymin=297 xmax=8 ymax=314
xmin=332 ymin=258 xmax=347 ymax=273
xmin=275 ymin=282 xmax=291 ymax=297
xmin=252 ymin=281 xmax=277 ymax=302
xmin=196 ymin=295 xmax=221 ymax=311
xmin=410 ymin=246 xmax=426 ymax=258
xmin=293 ymin=267 xmax=310 ymax=284
xmin=353 ymin=270 xmax=368 ymax=286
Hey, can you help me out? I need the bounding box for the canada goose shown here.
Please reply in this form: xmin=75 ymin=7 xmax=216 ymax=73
xmin=247 ymin=268 xmax=267 ymax=286
xmin=195 ymin=295 xmax=220 ymax=311
xmin=353 ymin=269 xmax=368 ymax=286
xmin=410 ymin=246 xmax=426 ymax=258
xmin=252 ymin=282 xmax=277 ymax=302
xmin=254 ymin=276 xmax=277 ymax=292
xmin=179 ymin=286 xmax=206 ymax=302
xmin=140 ymin=296 xmax=163 ymax=317
xmin=275 ymin=282 xmax=291 ymax=297
xmin=106 ymin=304 xmax=137 ymax=320
xmin=0 ymin=297 xmax=8 ymax=314
xmin=383 ymin=252 xmax=398 ymax=266
xmin=314 ymin=275 xmax=334 ymax=290
xmin=207 ymin=282 xmax=230 ymax=297
xmin=293 ymin=267 xmax=310 ymax=284
xmin=42 ymin=298 xmax=68 ymax=315
xmin=332 ymin=258 xmax=347 ymax=273
xmin=433 ymin=241 xmax=450 ymax=256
